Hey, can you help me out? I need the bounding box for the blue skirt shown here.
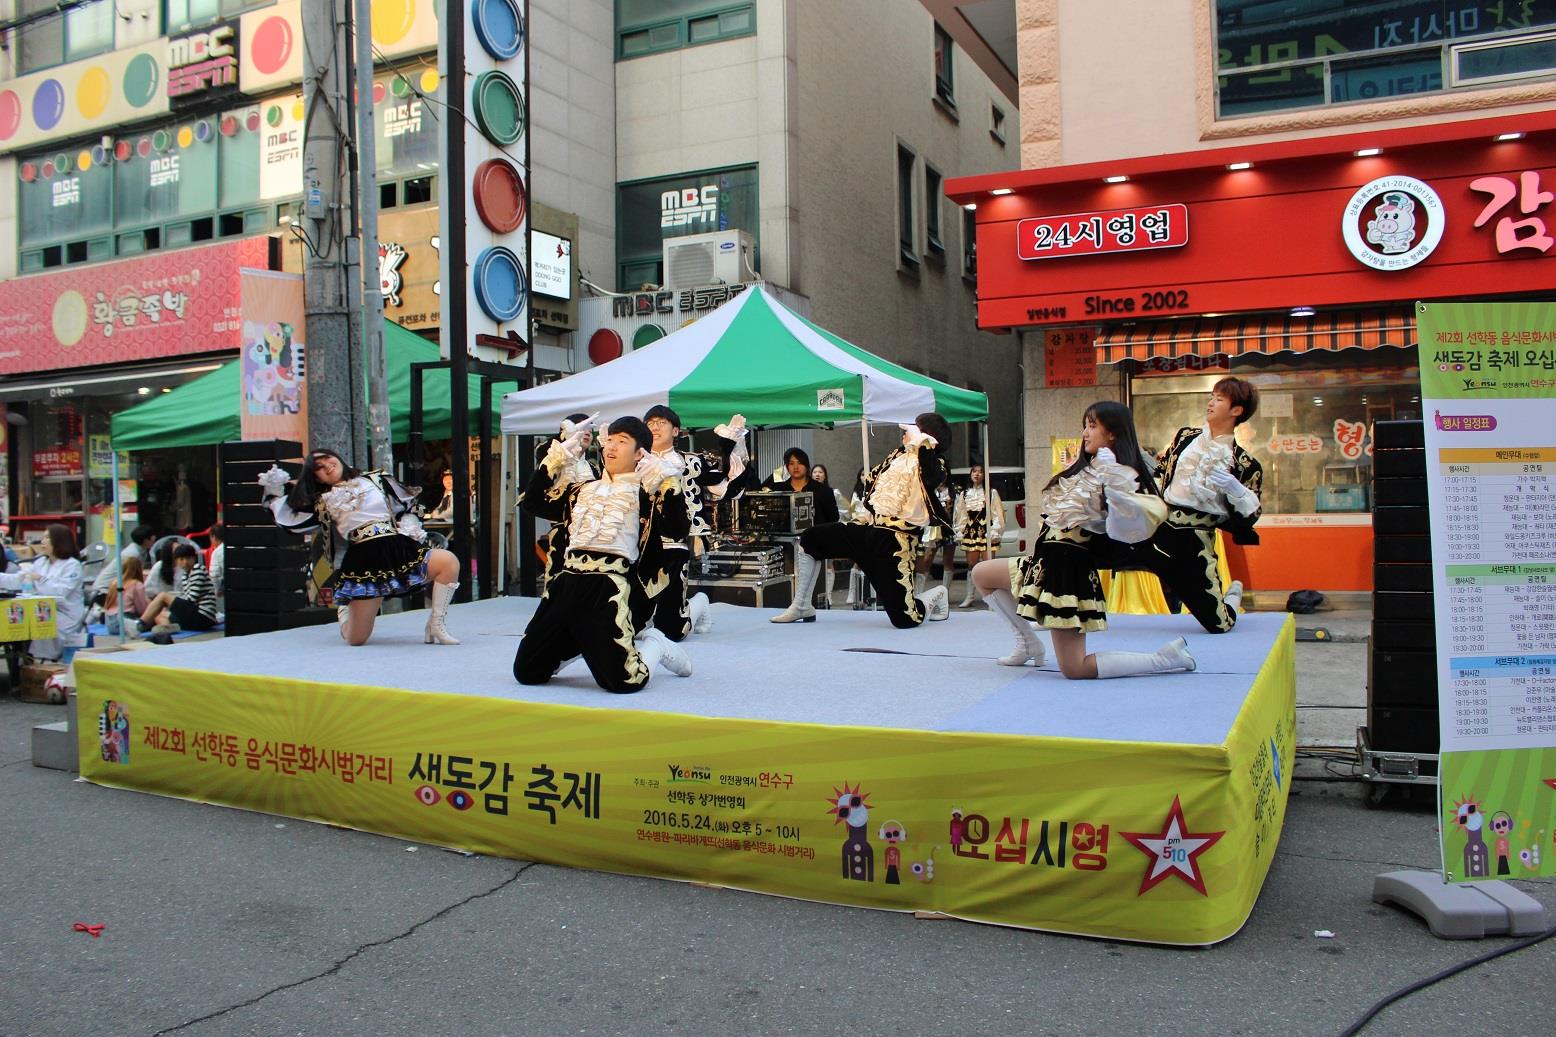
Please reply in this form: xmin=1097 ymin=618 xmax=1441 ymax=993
xmin=332 ymin=532 xmax=431 ymax=602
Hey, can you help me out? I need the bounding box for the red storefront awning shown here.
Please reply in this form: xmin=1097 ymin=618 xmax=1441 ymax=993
xmin=1094 ymin=308 xmax=1415 ymax=365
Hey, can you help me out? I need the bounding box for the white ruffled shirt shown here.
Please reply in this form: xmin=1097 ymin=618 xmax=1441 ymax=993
xmin=567 ymin=472 xmax=644 ymax=561
xmin=1041 ymin=456 xmax=1143 ymax=534
xmin=1164 ymin=431 xmax=1260 ymax=517
xmin=869 ymin=451 xmax=930 ymax=527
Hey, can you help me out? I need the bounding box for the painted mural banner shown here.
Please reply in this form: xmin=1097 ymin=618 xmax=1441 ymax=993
xmin=238 ymin=269 xmax=308 ymax=443
xmin=1417 ymin=301 xmax=1556 ymax=883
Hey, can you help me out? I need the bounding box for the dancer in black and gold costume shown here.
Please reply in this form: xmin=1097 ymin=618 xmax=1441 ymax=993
xmin=513 ymin=417 xmax=692 ymax=693
xmin=1125 ymin=376 xmax=1263 ymax=633
xmin=771 ymin=413 xmax=954 ymax=629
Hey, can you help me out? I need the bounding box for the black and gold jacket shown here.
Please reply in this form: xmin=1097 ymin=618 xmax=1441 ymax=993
xmin=860 ymin=443 xmax=954 ymax=538
xmin=1154 ymin=426 xmax=1264 ymax=546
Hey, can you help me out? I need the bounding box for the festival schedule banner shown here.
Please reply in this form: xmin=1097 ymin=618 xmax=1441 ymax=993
xmin=1417 ymin=301 xmax=1556 ymax=883
xmin=75 ymin=633 xmax=1297 ymax=946
xmin=238 ymin=269 xmax=308 ymax=443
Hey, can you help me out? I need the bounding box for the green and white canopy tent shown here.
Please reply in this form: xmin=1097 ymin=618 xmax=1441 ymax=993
xmin=499 ymin=285 xmax=987 ymax=443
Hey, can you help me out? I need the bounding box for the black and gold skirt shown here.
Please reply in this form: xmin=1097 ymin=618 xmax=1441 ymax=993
xmin=960 ymin=511 xmax=995 ymax=552
xmin=1008 ymin=524 xmax=1107 ymax=632
xmin=333 ymin=525 xmax=431 ymax=602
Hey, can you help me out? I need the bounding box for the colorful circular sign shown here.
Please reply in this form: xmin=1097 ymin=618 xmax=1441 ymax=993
xmin=472 ymin=246 xmax=527 ymax=322
xmin=471 ymin=70 xmax=525 ymax=146
xmin=1342 ymin=175 xmax=1445 ymax=272
xmin=250 ymin=16 xmax=294 ymax=76
xmin=472 ymin=0 xmax=525 ymax=61
xmin=76 ymin=67 xmax=110 ymax=120
xmin=32 ymin=80 xmax=64 ymax=131
xmin=633 ymin=324 xmax=667 ymax=350
xmin=123 ymin=54 xmax=160 ymax=108
xmin=0 ymin=90 xmax=20 ymax=141
xmin=471 ymin=158 xmax=527 ymax=233
xmin=588 ymin=329 xmax=624 ymax=365
xmin=371 ymin=0 xmax=417 ymax=46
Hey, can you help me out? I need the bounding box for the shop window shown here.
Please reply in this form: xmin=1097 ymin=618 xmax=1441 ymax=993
xmin=191 ymin=216 xmax=214 ymax=242
xmin=164 ymin=0 xmax=270 ymax=34
xmin=1214 ymin=0 xmax=1556 ymax=118
xmin=218 ymin=212 xmax=245 ymax=237
xmin=16 ymin=0 xmax=114 ymax=74
xmin=897 ymin=145 xmax=919 ymax=271
xmin=381 ymin=182 xmax=399 ymax=210
xmin=933 ymin=24 xmax=956 ymax=109
xmin=65 ymin=241 xmax=88 ymax=264
xmin=1130 ymin=354 xmax=1422 ymax=516
xmin=616 ymin=164 xmax=759 ymax=289
xmin=617 ymin=1 xmax=755 ymax=59
xmin=404 ymin=176 xmax=434 ymax=205
xmin=925 ymin=165 xmax=945 ymax=257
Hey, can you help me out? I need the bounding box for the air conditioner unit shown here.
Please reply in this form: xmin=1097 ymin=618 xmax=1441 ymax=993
xmin=662 ymin=229 xmax=753 ymax=289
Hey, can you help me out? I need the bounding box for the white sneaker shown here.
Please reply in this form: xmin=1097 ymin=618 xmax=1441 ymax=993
xmin=640 ymin=627 xmax=693 ymax=677
xmin=1223 ymin=579 xmax=1244 ymax=612
xmin=922 ymin=585 xmax=950 ymax=622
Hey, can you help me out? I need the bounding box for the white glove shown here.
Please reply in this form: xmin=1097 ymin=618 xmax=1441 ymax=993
xmin=900 ymin=424 xmax=937 ymax=449
xmin=635 ymin=451 xmax=670 ymax=486
xmin=559 ymin=412 xmax=599 ymax=458
xmin=257 ymin=465 xmax=290 ymax=498
xmin=1093 ymin=447 xmax=1118 ymax=468
xmin=715 ymin=413 xmax=748 ymax=441
xmin=1209 ymin=467 xmax=1246 ymax=498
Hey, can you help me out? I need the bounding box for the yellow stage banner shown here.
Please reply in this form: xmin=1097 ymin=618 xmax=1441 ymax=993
xmin=76 ymin=626 xmax=1295 ymax=945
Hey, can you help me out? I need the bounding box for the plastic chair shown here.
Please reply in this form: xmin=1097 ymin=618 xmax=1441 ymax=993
xmin=78 ymin=541 xmax=111 ymax=585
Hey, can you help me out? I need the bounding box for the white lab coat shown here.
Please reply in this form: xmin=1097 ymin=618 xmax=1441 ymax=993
xmin=0 ymin=555 xmax=87 ymax=660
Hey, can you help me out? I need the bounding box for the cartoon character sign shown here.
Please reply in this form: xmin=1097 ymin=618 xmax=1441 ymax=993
xmin=379 ymin=242 xmax=407 ymax=307
xmin=244 ymin=321 xmax=303 ymax=416
xmin=878 ymin=819 xmax=906 ymax=885
xmin=1366 ymin=192 xmax=1417 ymax=254
xmin=98 ymin=700 xmax=129 ymax=764
xmin=830 ymin=782 xmax=873 ymax=882
xmin=1451 ymin=796 xmax=1490 ymax=878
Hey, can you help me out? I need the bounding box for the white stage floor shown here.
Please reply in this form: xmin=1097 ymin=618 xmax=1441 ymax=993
xmin=95 ymin=598 xmax=1289 ymax=745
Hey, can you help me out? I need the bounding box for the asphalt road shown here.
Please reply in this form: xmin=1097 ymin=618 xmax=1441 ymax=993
xmin=2 ymin=696 xmax=1552 ymax=1037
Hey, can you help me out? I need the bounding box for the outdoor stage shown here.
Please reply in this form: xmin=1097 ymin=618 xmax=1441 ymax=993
xmin=73 ymin=598 xmax=1296 ymax=946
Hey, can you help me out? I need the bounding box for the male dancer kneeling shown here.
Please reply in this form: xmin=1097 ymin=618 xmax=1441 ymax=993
xmin=513 ymin=416 xmax=692 ymax=692
xmin=772 ymin=412 xmax=954 ymax=628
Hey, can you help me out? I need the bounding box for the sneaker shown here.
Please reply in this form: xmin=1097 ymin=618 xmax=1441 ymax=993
xmin=641 ymin=628 xmax=693 ymax=677
xmin=152 ymin=622 xmax=181 ymax=635
xmin=922 ymin=585 xmax=950 ymax=622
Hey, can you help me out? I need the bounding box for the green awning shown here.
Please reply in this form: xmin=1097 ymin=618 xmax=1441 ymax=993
xmin=110 ymin=320 xmax=518 ymax=451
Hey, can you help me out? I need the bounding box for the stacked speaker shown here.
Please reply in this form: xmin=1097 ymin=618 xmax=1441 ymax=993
xmin=219 ymin=440 xmax=321 ymax=637
xmin=1368 ymin=419 xmax=1437 ymax=758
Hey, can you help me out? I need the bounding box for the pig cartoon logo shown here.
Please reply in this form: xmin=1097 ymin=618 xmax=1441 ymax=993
xmin=1366 ymin=192 xmax=1416 ymax=254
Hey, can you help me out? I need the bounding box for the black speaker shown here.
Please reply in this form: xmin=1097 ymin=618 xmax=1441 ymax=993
xmin=1372 ymin=620 xmax=1435 ymax=652
xmin=219 ymin=440 xmax=311 ymax=636
xmin=1372 ymin=420 xmax=1424 ymax=449
xmin=1373 ymin=506 xmax=1431 ymax=536
xmin=1375 ymin=590 xmax=1434 ymax=621
xmin=1374 ymin=563 xmax=1432 ymax=592
xmin=1368 ymin=648 xmax=1439 ymax=706
xmin=1367 ymin=705 xmax=1440 ymax=753
xmin=1374 ymin=535 xmax=1431 ymax=563
xmin=1374 ymin=448 xmax=1427 ymax=478
xmin=1372 ymin=476 xmax=1427 ymax=507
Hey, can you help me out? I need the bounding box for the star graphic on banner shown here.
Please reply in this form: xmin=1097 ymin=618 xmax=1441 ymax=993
xmin=1120 ymin=796 xmax=1225 ymax=896
xmin=1544 ymin=778 xmax=1556 ymax=792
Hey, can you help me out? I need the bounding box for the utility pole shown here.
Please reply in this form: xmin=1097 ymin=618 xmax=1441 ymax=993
xmin=353 ymin=0 xmax=392 ymax=470
xmin=301 ymin=0 xmax=366 ymax=463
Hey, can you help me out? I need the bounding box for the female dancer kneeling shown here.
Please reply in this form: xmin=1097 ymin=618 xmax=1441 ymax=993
xmin=970 ymin=401 xmax=1195 ymax=679
xmin=259 ymin=450 xmax=462 ymax=646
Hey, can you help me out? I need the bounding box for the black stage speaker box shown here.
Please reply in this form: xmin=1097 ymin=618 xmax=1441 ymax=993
xmin=1367 ymin=420 xmax=1438 ymax=754
xmin=219 ymin=440 xmax=333 ymax=637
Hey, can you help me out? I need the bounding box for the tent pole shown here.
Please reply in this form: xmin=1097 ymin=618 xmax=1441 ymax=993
xmin=981 ymin=421 xmax=990 ymax=468
xmin=859 ymin=417 xmax=870 ymax=477
xmin=112 ymin=450 xmax=124 ymax=644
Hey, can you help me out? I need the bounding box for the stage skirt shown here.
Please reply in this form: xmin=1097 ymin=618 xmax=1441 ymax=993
xmin=1008 ymin=524 xmax=1107 ymax=632
xmin=959 ymin=511 xmax=995 ymax=552
xmin=333 ymin=527 xmax=431 ymax=602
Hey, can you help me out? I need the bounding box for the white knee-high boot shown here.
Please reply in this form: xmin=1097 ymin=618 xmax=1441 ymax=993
xmin=1223 ymin=580 xmax=1244 ymax=613
xmin=820 ymin=564 xmax=834 ymax=608
xmin=983 ymin=587 xmax=1046 ymax=666
xmin=424 ymin=582 xmax=460 ymax=645
xmin=1093 ymin=637 xmax=1196 ymax=678
xmin=689 ymin=592 xmax=712 ymax=634
xmin=337 ymin=604 xmax=351 ymax=641
xmin=959 ymin=578 xmax=979 ymax=608
xmin=771 ymin=551 xmax=820 ymax=623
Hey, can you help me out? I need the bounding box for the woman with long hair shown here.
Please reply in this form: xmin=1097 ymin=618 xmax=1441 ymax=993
xmin=0 ymin=522 xmax=87 ymax=661
xmin=970 ymin=401 xmax=1193 ymax=679
xmin=260 ymin=448 xmax=462 ymax=646
xmin=953 ymin=463 xmax=1003 ymax=608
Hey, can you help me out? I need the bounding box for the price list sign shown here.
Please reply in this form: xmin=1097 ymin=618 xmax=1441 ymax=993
xmin=1418 ymin=302 xmax=1556 ymax=883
